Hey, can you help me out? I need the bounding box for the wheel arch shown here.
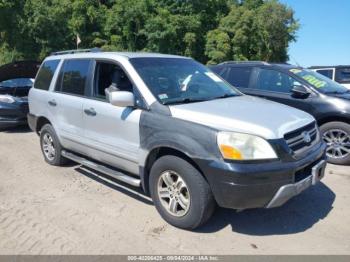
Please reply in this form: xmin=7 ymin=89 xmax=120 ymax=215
xmin=318 ymin=115 xmax=350 ymax=127
xmin=36 ymin=116 xmax=52 ymax=134
xmin=141 ymin=146 xmax=206 ymax=195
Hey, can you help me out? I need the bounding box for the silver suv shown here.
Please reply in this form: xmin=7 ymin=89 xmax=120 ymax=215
xmin=28 ymin=50 xmax=327 ymax=229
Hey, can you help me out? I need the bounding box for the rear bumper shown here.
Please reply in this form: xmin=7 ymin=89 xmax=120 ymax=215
xmin=196 ymin=142 xmax=327 ymax=210
xmin=27 ymin=113 xmax=38 ymax=132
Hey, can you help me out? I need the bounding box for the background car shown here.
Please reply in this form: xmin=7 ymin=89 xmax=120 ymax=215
xmin=0 ymin=61 xmax=40 ymax=129
xmin=211 ymin=61 xmax=350 ymax=165
xmin=309 ymin=66 xmax=350 ymax=89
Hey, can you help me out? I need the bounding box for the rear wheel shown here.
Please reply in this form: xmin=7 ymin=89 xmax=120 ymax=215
xmin=149 ymin=155 xmax=216 ymax=230
xmin=320 ymin=121 xmax=350 ymax=165
xmin=40 ymin=124 xmax=68 ymax=166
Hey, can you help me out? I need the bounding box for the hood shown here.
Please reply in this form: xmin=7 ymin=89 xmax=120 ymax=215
xmin=0 ymin=61 xmax=40 ymax=83
xmin=0 ymin=61 xmax=40 ymax=97
xmin=169 ymin=95 xmax=315 ymax=140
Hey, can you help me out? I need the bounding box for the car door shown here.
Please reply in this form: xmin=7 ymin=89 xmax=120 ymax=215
xmin=82 ymin=60 xmax=143 ymax=175
xmin=48 ymin=59 xmax=92 ymax=153
xmin=249 ymin=67 xmax=316 ymax=114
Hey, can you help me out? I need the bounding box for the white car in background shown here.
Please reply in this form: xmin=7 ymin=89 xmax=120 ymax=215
xmin=309 ymin=66 xmax=350 ymax=89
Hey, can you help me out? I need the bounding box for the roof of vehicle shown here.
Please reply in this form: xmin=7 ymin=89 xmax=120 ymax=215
xmin=309 ymin=65 xmax=350 ymax=69
xmin=46 ymin=50 xmax=190 ymax=61
xmin=0 ymin=61 xmax=41 ymax=83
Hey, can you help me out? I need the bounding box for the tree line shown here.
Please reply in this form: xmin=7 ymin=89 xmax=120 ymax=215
xmin=0 ymin=0 xmax=299 ymax=66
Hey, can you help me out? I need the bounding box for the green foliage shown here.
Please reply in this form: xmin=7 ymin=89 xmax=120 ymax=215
xmin=206 ymin=0 xmax=299 ymax=63
xmin=0 ymin=0 xmax=299 ymax=65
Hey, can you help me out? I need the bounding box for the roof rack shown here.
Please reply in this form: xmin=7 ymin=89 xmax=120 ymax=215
xmin=50 ymin=48 xmax=101 ymax=56
xmin=219 ymin=61 xmax=270 ymax=65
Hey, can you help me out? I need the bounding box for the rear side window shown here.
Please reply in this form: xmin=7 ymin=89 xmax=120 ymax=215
xmin=335 ymin=68 xmax=350 ymax=84
xmin=226 ymin=67 xmax=252 ymax=88
xmin=56 ymin=59 xmax=91 ymax=96
xmin=316 ymin=69 xmax=334 ymax=80
xmin=34 ymin=60 xmax=60 ymax=90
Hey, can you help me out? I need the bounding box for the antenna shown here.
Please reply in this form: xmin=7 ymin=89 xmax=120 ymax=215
xmin=290 ymin=55 xmax=301 ymax=67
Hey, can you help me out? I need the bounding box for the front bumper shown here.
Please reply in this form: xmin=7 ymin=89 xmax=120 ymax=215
xmin=266 ymin=159 xmax=326 ymax=208
xmin=196 ymin=141 xmax=327 ymax=210
xmin=0 ymin=101 xmax=29 ymax=128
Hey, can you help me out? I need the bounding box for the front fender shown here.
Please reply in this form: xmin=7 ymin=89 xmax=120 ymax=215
xmin=139 ymin=111 xmax=221 ymax=167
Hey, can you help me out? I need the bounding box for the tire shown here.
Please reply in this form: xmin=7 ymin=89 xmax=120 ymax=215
xmin=40 ymin=124 xmax=68 ymax=166
xmin=320 ymin=121 xmax=350 ymax=165
xmin=149 ymin=155 xmax=216 ymax=230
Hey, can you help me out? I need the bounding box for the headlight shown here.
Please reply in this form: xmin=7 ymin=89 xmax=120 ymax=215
xmin=0 ymin=95 xmax=15 ymax=104
xmin=217 ymin=132 xmax=278 ymax=160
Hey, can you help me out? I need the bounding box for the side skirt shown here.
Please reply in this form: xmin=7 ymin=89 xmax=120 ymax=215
xmin=61 ymin=150 xmax=141 ymax=187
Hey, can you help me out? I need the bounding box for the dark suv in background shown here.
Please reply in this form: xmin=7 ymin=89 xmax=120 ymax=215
xmin=211 ymin=61 xmax=350 ymax=165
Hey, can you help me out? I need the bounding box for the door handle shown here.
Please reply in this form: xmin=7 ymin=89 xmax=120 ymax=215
xmin=84 ymin=108 xmax=97 ymax=116
xmin=48 ymin=100 xmax=57 ymax=106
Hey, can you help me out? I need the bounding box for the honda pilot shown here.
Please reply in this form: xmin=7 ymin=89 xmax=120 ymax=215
xmin=28 ymin=50 xmax=326 ymax=229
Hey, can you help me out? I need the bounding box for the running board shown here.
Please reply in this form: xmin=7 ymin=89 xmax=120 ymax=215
xmin=61 ymin=150 xmax=141 ymax=187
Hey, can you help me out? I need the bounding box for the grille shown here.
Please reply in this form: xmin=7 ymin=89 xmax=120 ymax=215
xmin=284 ymin=122 xmax=319 ymax=155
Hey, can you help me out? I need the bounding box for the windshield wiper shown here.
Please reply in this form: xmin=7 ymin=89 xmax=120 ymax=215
xmin=163 ymin=98 xmax=208 ymax=105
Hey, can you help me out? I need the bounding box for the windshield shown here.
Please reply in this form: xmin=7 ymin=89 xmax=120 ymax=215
xmin=130 ymin=58 xmax=240 ymax=105
xmin=290 ymin=68 xmax=348 ymax=94
xmin=0 ymin=78 xmax=34 ymax=88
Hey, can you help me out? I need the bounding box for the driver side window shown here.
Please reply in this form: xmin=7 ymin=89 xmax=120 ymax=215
xmin=257 ymin=69 xmax=301 ymax=93
xmin=93 ymin=62 xmax=133 ymax=100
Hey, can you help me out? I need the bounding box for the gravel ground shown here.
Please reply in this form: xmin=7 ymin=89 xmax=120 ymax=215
xmin=0 ymin=126 xmax=350 ymax=255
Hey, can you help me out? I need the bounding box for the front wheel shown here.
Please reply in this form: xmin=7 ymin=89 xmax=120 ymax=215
xmin=320 ymin=121 xmax=350 ymax=165
xmin=149 ymin=155 xmax=216 ymax=230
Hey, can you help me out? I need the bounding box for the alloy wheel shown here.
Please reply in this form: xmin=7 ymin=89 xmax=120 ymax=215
xmin=157 ymin=170 xmax=191 ymax=217
xmin=323 ymin=129 xmax=350 ymax=159
xmin=42 ymin=133 xmax=56 ymax=161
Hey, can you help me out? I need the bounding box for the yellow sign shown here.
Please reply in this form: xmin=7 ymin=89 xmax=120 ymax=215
xmin=302 ymin=75 xmax=327 ymax=88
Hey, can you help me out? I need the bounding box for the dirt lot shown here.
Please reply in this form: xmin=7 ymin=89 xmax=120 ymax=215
xmin=0 ymin=126 xmax=350 ymax=255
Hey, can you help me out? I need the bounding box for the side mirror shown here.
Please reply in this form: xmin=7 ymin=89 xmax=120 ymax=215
xmin=291 ymin=85 xmax=311 ymax=98
xmin=106 ymin=89 xmax=134 ymax=107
